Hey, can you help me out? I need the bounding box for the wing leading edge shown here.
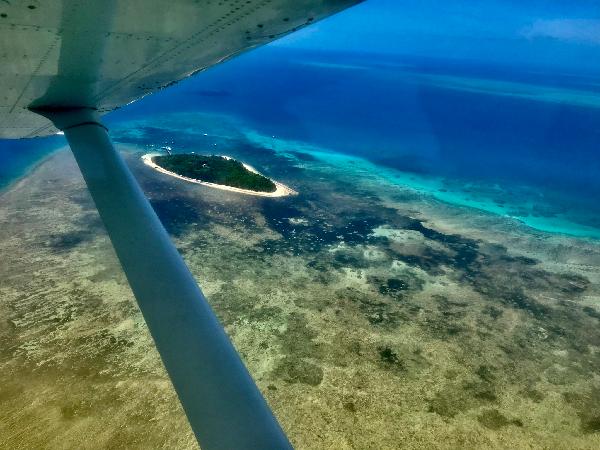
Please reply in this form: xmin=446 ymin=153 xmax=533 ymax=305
xmin=0 ymin=0 xmax=362 ymax=139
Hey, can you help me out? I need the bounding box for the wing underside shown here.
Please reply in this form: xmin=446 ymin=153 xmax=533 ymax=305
xmin=0 ymin=0 xmax=361 ymax=139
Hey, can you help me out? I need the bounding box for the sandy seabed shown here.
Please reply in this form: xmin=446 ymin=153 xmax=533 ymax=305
xmin=1 ymin=141 xmax=600 ymax=449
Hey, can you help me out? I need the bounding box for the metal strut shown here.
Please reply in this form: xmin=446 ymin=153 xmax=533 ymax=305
xmin=34 ymin=108 xmax=292 ymax=450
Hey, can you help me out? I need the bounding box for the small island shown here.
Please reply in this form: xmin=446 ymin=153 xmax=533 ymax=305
xmin=142 ymin=153 xmax=297 ymax=197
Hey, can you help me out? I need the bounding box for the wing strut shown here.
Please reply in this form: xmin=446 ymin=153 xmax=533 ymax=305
xmin=34 ymin=108 xmax=292 ymax=450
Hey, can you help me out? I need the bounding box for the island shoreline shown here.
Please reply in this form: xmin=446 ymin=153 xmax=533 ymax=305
xmin=142 ymin=153 xmax=298 ymax=197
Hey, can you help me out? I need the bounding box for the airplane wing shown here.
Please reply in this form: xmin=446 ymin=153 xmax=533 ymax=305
xmin=0 ymin=1 xmax=362 ymax=449
xmin=0 ymin=0 xmax=361 ymax=139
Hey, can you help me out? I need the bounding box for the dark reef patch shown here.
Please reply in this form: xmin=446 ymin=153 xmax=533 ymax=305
xmin=376 ymin=345 xmax=429 ymax=376
xmin=429 ymin=374 xmax=499 ymax=419
xmin=373 ymin=217 xmax=592 ymax=343
xmin=428 ymin=385 xmax=484 ymax=418
xmin=378 ymin=278 xmax=410 ymax=296
xmin=259 ymin=199 xmax=387 ymax=256
xmin=44 ymin=206 xmax=104 ymax=252
xmin=477 ymin=409 xmax=523 ymax=430
xmin=46 ymin=230 xmax=95 ymax=252
xmin=149 ymin=196 xmax=204 ymax=237
xmin=332 ymin=248 xmax=372 ymax=270
xmin=370 ymin=218 xmax=481 ymax=277
xmin=521 ymin=386 xmax=545 ymax=403
xmin=563 ymin=388 xmax=600 ymax=433
xmin=475 ymin=365 xmax=496 ymax=383
xmin=277 ymin=312 xmax=322 ymax=361
xmin=434 ymin=295 xmax=469 ymax=319
xmin=461 ymin=242 xmax=589 ymax=306
xmin=273 ymin=357 xmax=324 ymax=386
xmin=422 ymin=311 xmax=466 ymax=339
xmin=369 ymin=275 xmax=425 ymax=300
xmin=464 ymin=380 xmax=497 ymax=402
xmin=379 ymin=347 xmax=402 ymax=365
xmin=87 ymin=267 xmax=121 ymax=283
xmin=582 ymin=306 xmax=600 ymax=320
xmin=337 ymin=287 xmax=408 ymax=329
xmin=481 ymin=305 xmax=503 ymax=320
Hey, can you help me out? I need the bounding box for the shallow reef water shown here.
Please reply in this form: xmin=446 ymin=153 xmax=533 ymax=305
xmin=1 ymin=114 xmax=600 ymax=449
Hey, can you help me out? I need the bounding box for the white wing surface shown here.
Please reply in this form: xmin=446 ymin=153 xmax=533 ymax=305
xmin=0 ymin=0 xmax=361 ymax=138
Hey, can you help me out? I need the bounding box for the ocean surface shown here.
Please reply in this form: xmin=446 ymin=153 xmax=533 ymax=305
xmin=2 ymin=46 xmax=600 ymax=448
xmin=2 ymin=47 xmax=599 ymax=238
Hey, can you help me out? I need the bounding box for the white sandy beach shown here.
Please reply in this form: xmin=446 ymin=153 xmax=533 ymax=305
xmin=142 ymin=153 xmax=297 ymax=197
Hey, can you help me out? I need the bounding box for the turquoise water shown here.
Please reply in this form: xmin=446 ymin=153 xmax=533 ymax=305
xmin=0 ymin=136 xmax=64 ymax=190
xmin=244 ymin=129 xmax=600 ymax=240
xmin=2 ymin=48 xmax=599 ymax=240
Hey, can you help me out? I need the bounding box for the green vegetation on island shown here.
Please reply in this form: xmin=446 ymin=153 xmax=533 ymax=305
xmin=153 ymin=154 xmax=277 ymax=193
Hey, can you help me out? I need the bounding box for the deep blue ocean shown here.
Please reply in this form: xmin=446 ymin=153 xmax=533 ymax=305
xmin=2 ymin=47 xmax=599 ymax=236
